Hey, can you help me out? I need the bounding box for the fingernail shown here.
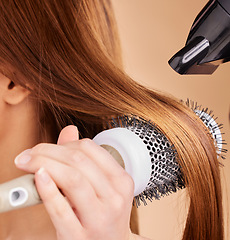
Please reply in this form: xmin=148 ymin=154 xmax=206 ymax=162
xmin=14 ymin=149 xmax=32 ymax=165
xmin=37 ymin=168 xmax=50 ymax=184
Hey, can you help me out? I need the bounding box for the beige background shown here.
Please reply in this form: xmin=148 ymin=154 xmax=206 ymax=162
xmin=112 ymin=0 xmax=230 ymax=239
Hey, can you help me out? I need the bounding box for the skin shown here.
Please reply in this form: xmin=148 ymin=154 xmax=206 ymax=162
xmin=0 ymin=73 xmax=150 ymax=240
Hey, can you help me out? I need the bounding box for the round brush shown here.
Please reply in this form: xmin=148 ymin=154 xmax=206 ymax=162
xmin=0 ymin=110 xmax=225 ymax=213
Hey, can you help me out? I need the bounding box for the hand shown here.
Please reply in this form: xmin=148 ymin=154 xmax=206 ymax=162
xmin=15 ymin=126 xmax=135 ymax=240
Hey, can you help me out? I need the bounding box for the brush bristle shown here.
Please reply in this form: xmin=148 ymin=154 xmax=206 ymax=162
xmin=186 ymin=99 xmax=227 ymax=159
xmin=108 ymin=115 xmax=184 ymax=206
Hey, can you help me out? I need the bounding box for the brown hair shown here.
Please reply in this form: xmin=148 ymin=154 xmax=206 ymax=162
xmin=0 ymin=0 xmax=224 ymax=239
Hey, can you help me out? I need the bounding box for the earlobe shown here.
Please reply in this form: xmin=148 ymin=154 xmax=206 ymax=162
xmin=3 ymin=80 xmax=31 ymax=105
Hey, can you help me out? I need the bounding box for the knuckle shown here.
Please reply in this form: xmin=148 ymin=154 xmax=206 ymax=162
xmin=88 ymin=212 xmax=108 ymax=233
xmin=32 ymin=143 xmax=49 ymax=155
xmin=31 ymin=154 xmax=43 ymax=164
xmin=110 ymin=194 xmax=126 ymax=212
xmin=78 ymin=138 xmax=93 ymax=148
xmin=85 ymin=229 xmax=99 ymax=239
xmin=70 ymin=150 xmax=86 ymax=164
xmin=51 ymin=201 xmax=74 ymax=224
xmin=124 ymin=174 xmax=135 ymax=193
xmin=95 ymin=219 xmax=107 ymax=232
xmin=116 ymin=172 xmax=135 ymax=198
xmin=27 ymin=154 xmax=46 ymax=168
xmin=57 ymin=231 xmax=66 ymax=239
xmin=57 ymin=230 xmax=76 ymax=240
xmin=65 ymin=171 xmax=82 ymax=189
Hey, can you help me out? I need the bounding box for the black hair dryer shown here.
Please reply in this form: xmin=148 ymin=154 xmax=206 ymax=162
xmin=168 ymin=0 xmax=230 ymax=74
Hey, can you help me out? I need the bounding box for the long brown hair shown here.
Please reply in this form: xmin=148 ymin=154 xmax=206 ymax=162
xmin=0 ymin=0 xmax=224 ymax=239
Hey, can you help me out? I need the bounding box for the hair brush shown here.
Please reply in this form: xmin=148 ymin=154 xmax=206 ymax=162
xmin=0 ymin=108 xmax=225 ymax=213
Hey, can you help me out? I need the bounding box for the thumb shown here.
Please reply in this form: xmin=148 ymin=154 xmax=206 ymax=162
xmin=57 ymin=125 xmax=79 ymax=145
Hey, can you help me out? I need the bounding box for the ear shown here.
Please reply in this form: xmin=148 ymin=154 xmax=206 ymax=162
xmin=3 ymin=80 xmax=31 ymax=105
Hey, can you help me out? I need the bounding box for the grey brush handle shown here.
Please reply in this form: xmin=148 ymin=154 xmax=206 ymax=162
xmin=0 ymin=174 xmax=41 ymax=213
xmin=0 ymin=146 xmax=123 ymax=213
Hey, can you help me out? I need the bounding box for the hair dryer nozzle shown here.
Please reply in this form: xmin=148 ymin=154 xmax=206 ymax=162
xmin=169 ymin=0 xmax=230 ymax=75
xmin=168 ymin=36 xmax=218 ymax=74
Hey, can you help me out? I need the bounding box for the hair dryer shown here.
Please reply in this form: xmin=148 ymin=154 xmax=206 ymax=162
xmin=168 ymin=0 xmax=230 ymax=74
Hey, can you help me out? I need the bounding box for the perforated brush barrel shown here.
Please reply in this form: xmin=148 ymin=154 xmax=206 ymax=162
xmin=93 ymin=117 xmax=183 ymax=205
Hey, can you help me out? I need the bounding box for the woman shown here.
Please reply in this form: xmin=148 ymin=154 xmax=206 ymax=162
xmin=0 ymin=0 xmax=223 ymax=239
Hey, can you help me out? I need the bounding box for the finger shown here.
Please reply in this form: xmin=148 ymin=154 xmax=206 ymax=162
xmin=69 ymin=139 xmax=125 ymax=176
xmin=57 ymin=125 xmax=79 ymax=145
xmin=16 ymin=149 xmax=117 ymax=199
xmin=64 ymin=140 xmax=133 ymax=195
xmin=35 ymin=168 xmax=83 ymax=236
xmin=16 ymin=154 xmax=102 ymax=225
xmin=30 ymin=141 xmax=133 ymax=196
xmin=30 ymin=140 xmax=124 ymax=177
